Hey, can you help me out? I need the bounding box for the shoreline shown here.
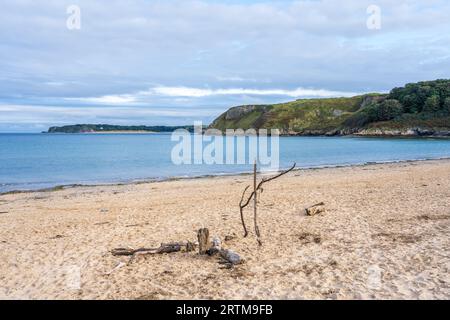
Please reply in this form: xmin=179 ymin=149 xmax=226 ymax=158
xmin=5 ymin=131 xmax=450 ymax=138
xmin=2 ymin=157 xmax=450 ymax=196
xmin=43 ymin=131 xmax=159 ymax=134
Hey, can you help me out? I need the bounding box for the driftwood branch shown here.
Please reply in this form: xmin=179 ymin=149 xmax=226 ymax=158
xmin=112 ymin=247 xmax=160 ymax=256
xmin=239 ymin=162 xmax=296 ymax=242
xmin=239 ymin=162 xmax=297 ymax=210
xmin=239 ymin=186 xmax=250 ymax=237
xmin=111 ymin=241 xmax=195 ymax=263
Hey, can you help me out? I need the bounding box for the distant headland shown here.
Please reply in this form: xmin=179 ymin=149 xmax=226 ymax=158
xmin=45 ymin=124 xmax=198 ymax=134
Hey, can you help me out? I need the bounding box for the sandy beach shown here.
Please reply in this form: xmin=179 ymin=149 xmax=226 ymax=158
xmin=0 ymin=159 xmax=449 ymax=300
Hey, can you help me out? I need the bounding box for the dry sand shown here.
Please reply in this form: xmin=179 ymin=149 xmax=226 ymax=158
xmin=0 ymin=159 xmax=449 ymax=300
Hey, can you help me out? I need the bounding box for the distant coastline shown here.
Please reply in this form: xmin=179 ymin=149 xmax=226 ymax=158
xmin=48 ymin=130 xmax=159 ymax=134
xmin=44 ymin=124 xmax=450 ymax=138
xmin=44 ymin=124 xmax=199 ymax=134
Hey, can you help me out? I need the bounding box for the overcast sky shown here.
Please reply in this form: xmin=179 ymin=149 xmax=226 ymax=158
xmin=1 ymin=0 xmax=450 ymax=132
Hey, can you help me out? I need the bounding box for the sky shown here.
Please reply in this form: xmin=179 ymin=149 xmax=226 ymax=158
xmin=1 ymin=0 xmax=450 ymax=132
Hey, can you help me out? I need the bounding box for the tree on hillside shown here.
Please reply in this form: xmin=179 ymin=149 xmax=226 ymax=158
xmin=444 ymin=97 xmax=450 ymax=115
xmin=423 ymin=95 xmax=441 ymax=113
xmin=402 ymin=94 xmax=420 ymax=113
xmin=376 ymin=99 xmax=404 ymax=121
xmin=387 ymin=80 xmax=450 ymax=114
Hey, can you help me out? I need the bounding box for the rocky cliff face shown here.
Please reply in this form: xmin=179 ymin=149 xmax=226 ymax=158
xmin=224 ymin=105 xmax=258 ymax=120
xmin=209 ymin=104 xmax=271 ymax=130
xmin=360 ymin=94 xmax=386 ymax=108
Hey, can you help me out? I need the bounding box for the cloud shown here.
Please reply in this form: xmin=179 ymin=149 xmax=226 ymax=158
xmin=149 ymin=86 xmax=358 ymax=98
xmin=63 ymin=85 xmax=359 ymax=106
xmin=0 ymin=0 xmax=450 ymax=131
xmin=215 ymin=76 xmax=271 ymax=83
xmin=216 ymin=76 xmax=249 ymax=82
xmin=66 ymin=94 xmax=138 ymax=105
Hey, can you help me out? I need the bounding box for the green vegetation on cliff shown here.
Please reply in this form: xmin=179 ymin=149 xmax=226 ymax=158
xmin=210 ymin=79 xmax=450 ymax=136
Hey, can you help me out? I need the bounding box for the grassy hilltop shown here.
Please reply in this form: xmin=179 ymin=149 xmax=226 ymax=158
xmin=210 ymin=79 xmax=450 ymax=136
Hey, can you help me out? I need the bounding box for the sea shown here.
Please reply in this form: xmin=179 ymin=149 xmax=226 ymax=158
xmin=1 ymin=133 xmax=450 ymax=193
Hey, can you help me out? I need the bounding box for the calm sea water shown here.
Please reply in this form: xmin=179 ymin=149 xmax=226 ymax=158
xmin=1 ymin=133 xmax=450 ymax=193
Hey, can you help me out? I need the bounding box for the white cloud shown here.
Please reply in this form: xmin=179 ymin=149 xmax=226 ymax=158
xmin=63 ymin=85 xmax=360 ymax=106
xmin=65 ymin=94 xmax=138 ymax=105
xmin=149 ymin=86 xmax=358 ymax=98
xmin=216 ymin=76 xmax=248 ymax=82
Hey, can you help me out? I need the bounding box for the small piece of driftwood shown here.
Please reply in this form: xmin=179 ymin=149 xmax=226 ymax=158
xmin=219 ymin=249 xmax=243 ymax=265
xmin=305 ymin=202 xmax=325 ymax=216
xmin=197 ymin=228 xmax=210 ymax=254
xmin=186 ymin=241 xmax=195 ymax=252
